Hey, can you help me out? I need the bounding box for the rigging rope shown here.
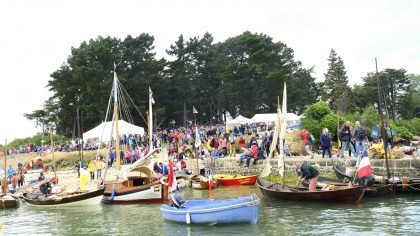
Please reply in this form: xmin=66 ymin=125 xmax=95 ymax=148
xmin=117 ymin=80 xmax=148 ymax=125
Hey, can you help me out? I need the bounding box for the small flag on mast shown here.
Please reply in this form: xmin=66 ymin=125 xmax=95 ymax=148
xmin=149 ymin=87 xmax=155 ymax=104
xmin=193 ymin=106 xmax=198 ymax=114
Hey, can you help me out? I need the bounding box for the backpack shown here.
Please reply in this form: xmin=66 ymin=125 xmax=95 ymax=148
xmin=307 ymin=132 xmax=315 ymax=143
xmin=357 ymin=127 xmax=367 ymax=139
xmin=228 ymin=136 xmax=235 ymax=144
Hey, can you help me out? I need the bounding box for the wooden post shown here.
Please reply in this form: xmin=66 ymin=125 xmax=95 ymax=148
xmin=50 ymin=126 xmax=57 ymax=180
xmin=3 ymin=139 xmax=7 ymax=194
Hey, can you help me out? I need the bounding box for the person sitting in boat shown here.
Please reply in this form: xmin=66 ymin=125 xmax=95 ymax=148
xmin=159 ymin=162 xmax=169 ymax=176
xmin=40 ymin=181 xmax=53 ymax=195
xmin=295 ymin=162 xmax=319 ymax=192
xmin=38 ymin=172 xmax=45 ymax=181
xmin=10 ymin=173 xmax=19 ymax=193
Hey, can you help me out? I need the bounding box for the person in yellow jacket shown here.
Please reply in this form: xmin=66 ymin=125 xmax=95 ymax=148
xmin=88 ymin=160 xmax=95 ymax=180
xmin=95 ymin=157 xmax=104 ymax=179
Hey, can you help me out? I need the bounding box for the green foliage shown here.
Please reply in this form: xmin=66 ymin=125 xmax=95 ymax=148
xmin=322 ymin=49 xmax=354 ymax=112
xmin=359 ymin=106 xmax=380 ymax=136
xmin=389 ymin=123 xmax=414 ymax=140
xmin=356 ymin=69 xmax=412 ymax=120
xmin=6 ymin=133 xmax=69 ymax=149
xmin=27 ymin=32 xmax=320 ymax=136
xmin=392 ymin=118 xmax=420 ymax=136
xmin=300 ymin=102 xmax=343 ymax=141
xmin=302 ymin=102 xmax=331 ymax=121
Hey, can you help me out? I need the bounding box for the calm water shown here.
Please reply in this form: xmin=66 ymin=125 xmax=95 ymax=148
xmin=1 ymin=186 xmax=419 ymax=235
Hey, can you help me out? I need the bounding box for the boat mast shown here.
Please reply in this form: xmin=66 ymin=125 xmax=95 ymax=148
xmin=114 ymin=69 xmax=121 ymax=171
xmin=3 ymin=139 xmax=7 ymax=194
xmin=77 ymin=108 xmax=83 ymax=169
xmin=50 ymin=126 xmax=57 ymax=180
xmin=375 ymin=58 xmax=391 ymax=179
xmin=149 ymin=87 xmax=153 ymax=150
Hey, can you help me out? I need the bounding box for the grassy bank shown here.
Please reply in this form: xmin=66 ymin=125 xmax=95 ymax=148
xmin=7 ymin=150 xmax=108 ymax=170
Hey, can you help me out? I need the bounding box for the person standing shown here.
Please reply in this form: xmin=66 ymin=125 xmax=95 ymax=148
xmin=198 ymin=157 xmax=206 ymax=176
xmin=228 ymin=133 xmax=236 ymax=157
xmin=96 ymin=157 xmax=104 ymax=179
xmin=295 ymin=162 xmax=319 ymax=192
xmin=88 ymin=159 xmax=95 ymax=180
xmin=353 ymin=121 xmax=367 ymax=157
xmin=7 ymin=165 xmax=15 ymax=183
xmin=320 ymin=128 xmax=332 ymax=158
xmin=339 ymin=121 xmax=356 ymax=158
xmin=299 ymin=130 xmax=314 ymax=156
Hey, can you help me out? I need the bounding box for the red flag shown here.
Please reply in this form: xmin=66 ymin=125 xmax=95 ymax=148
xmin=167 ymin=162 xmax=177 ymax=191
xmin=208 ymin=171 xmax=213 ymax=190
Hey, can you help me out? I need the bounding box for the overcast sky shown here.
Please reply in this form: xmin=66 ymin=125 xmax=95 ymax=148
xmin=1 ymin=0 xmax=419 ymax=142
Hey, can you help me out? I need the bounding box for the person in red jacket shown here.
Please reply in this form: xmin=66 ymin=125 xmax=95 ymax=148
xmin=238 ymin=135 xmax=246 ymax=148
xmin=299 ymin=129 xmax=314 ymax=156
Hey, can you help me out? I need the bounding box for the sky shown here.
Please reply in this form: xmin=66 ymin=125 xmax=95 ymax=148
xmin=1 ymin=0 xmax=419 ymax=142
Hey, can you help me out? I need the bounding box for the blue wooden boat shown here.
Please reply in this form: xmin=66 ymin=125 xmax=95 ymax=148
xmin=161 ymin=194 xmax=259 ymax=224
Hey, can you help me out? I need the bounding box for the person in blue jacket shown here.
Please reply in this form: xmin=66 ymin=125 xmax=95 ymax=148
xmin=320 ymin=128 xmax=332 ymax=158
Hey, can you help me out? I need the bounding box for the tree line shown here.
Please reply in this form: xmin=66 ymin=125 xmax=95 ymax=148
xmin=25 ymin=32 xmax=419 ymax=138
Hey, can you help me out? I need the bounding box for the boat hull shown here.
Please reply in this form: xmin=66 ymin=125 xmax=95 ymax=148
xmin=257 ymin=179 xmax=366 ymax=204
xmin=0 ymin=195 xmax=19 ymax=209
xmin=102 ymin=182 xmax=168 ymax=204
xmin=23 ymin=188 xmax=105 ymax=207
xmin=161 ymin=194 xmax=259 ymax=224
xmin=214 ymin=175 xmax=257 ymax=186
xmin=333 ymin=165 xmax=354 ymax=180
xmin=301 ymin=177 xmax=397 ymax=198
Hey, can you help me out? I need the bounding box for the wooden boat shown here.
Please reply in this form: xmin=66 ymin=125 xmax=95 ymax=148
xmin=1 ymin=139 xmax=18 ymax=209
xmin=102 ymin=166 xmax=168 ymax=204
xmin=213 ymin=174 xmax=257 ymax=186
xmin=191 ymin=175 xmax=216 ymax=190
xmin=257 ymin=178 xmax=366 ymax=204
xmin=301 ymin=177 xmax=397 ymax=197
xmin=0 ymin=194 xmax=18 ymax=208
xmin=23 ymin=187 xmax=105 ymax=206
xmin=333 ymin=164 xmax=354 ymax=180
xmin=161 ymin=194 xmax=259 ymax=224
xmin=386 ymin=177 xmax=420 ymax=194
xmin=24 ymin=127 xmax=105 ymax=207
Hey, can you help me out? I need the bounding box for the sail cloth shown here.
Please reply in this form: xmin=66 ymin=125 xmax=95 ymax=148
xmin=277 ymin=82 xmax=287 ymax=178
xmin=83 ymin=120 xmax=144 ymax=142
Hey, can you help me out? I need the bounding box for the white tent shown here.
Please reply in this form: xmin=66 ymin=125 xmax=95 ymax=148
xmin=251 ymin=113 xmax=301 ymax=127
xmin=226 ymin=115 xmax=252 ymax=126
xmin=83 ymin=120 xmax=145 ymax=142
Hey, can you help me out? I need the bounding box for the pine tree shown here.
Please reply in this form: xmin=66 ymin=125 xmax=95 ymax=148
xmin=323 ymin=49 xmax=353 ymax=113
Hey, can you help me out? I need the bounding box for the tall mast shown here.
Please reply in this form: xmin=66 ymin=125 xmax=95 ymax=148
xmin=114 ymin=69 xmax=121 ymax=171
xmin=3 ymin=139 xmax=7 ymax=194
xmin=375 ymin=58 xmax=391 ymax=179
xmin=149 ymin=87 xmax=153 ymax=149
xmin=77 ymin=108 xmax=82 ymax=168
xmin=50 ymin=126 xmax=57 ymax=180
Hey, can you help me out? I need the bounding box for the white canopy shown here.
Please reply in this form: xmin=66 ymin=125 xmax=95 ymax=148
xmin=226 ymin=115 xmax=252 ymax=125
xmin=83 ymin=120 xmax=145 ymax=142
xmin=251 ymin=113 xmax=301 ymax=127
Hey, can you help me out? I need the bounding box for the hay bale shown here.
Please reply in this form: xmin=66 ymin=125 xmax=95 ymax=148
xmin=285 ymin=131 xmax=305 ymax=155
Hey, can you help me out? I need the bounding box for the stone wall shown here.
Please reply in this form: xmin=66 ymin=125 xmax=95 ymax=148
xmin=185 ymin=156 xmax=420 ymax=177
